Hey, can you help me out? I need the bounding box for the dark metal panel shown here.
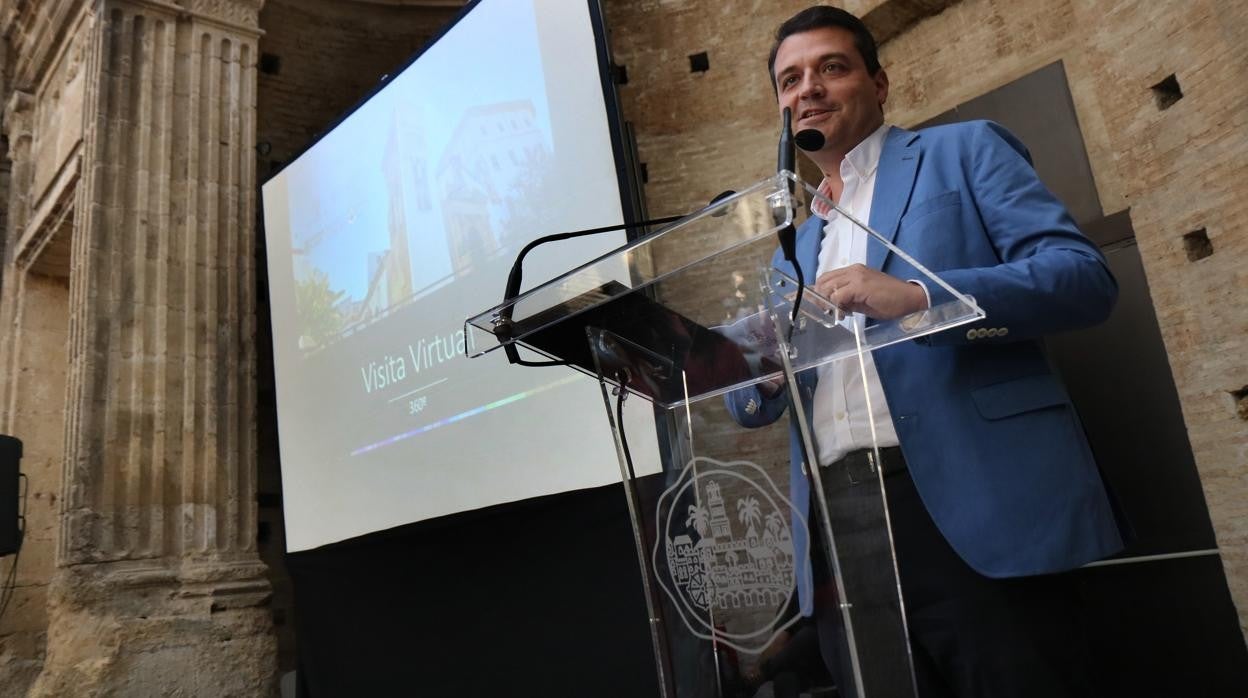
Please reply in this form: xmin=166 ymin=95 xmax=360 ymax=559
xmin=1079 ymin=555 xmax=1248 ymax=696
xmin=1048 ymin=236 xmax=1218 ymax=554
xmin=914 ymin=61 xmax=1104 ymax=226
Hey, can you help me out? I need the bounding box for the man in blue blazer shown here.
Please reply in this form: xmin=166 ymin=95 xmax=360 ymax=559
xmin=726 ymin=7 xmax=1122 ymax=697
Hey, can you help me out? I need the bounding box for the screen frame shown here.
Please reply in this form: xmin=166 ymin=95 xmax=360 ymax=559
xmin=255 ymin=0 xmax=650 ymax=548
xmin=259 ymin=0 xmax=642 ymax=229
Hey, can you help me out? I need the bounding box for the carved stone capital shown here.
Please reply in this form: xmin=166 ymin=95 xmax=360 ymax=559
xmin=174 ymin=0 xmax=264 ymax=27
xmin=99 ymin=0 xmax=264 ymax=35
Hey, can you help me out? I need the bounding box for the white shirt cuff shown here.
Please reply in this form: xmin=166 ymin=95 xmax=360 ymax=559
xmin=906 ymin=279 xmax=931 ymax=309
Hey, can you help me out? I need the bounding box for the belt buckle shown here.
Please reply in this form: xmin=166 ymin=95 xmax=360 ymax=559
xmin=845 ymin=450 xmax=877 ymax=486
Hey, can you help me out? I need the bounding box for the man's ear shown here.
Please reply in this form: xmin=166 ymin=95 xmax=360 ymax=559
xmin=874 ymin=69 xmax=890 ymax=110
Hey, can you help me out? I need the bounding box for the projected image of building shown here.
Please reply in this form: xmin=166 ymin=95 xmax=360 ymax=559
xmin=436 ymin=100 xmax=551 ymax=277
xmin=379 ymin=116 xmax=415 ymax=305
xmin=289 ymin=107 xmax=458 ymax=352
xmin=384 ymin=105 xmax=459 ymax=307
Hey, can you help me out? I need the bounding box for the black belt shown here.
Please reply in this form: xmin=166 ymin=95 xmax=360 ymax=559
xmin=831 ymin=446 xmax=906 ymax=485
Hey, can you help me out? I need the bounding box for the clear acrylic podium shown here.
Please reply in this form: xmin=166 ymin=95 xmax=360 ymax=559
xmin=466 ymin=173 xmax=983 ymax=697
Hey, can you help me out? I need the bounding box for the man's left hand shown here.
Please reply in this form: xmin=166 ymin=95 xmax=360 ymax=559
xmin=814 ymin=264 xmax=929 ymax=320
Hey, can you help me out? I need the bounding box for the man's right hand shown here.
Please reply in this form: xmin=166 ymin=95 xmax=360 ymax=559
xmin=815 ymin=263 xmax=929 ymax=320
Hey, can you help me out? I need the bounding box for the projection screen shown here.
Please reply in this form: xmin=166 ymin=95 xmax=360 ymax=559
xmin=262 ymin=0 xmax=660 ymax=552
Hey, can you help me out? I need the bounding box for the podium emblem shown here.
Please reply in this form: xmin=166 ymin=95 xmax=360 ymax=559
xmin=653 ymin=456 xmax=810 ymax=653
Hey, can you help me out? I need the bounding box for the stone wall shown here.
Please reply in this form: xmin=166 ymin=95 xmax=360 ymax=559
xmin=602 ymin=0 xmax=1248 ymax=642
xmin=0 ymin=3 xmax=89 ymax=691
xmin=0 ymin=274 xmax=68 ymax=693
xmin=1 ymin=0 xmax=279 ymax=694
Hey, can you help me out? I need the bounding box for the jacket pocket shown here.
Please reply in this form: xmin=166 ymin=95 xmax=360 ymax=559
xmin=971 ymin=373 xmax=1069 ymax=419
xmin=901 ymin=190 xmax=961 ymax=224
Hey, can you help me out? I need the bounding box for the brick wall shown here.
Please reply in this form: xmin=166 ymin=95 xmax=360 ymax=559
xmin=602 ymin=1 xmax=816 ymax=218
xmin=257 ymin=0 xmax=458 ymax=178
xmin=603 ymin=0 xmax=1248 ymax=642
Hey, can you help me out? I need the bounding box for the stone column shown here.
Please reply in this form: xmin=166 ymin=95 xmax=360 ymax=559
xmin=30 ymin=1 xmax=275 ymax=694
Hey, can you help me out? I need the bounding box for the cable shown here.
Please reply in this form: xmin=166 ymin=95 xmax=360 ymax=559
xmin=615 ymin=371 xmax=638 ymax=484
xmin=0 ymin=472 xmax=29 ymax=629
xmin=777 ymin=109 xmax=807 ymax=344
xmin=497 ymin=216 xmax=683 ymax=368
xmin=496 ymin=193 xmax=737 ymax=369
xmin=787 ymin=254 xmax=806 ymax=345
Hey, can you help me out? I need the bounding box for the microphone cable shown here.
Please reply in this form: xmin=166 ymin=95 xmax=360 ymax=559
xmin=496 ymin=191 xmax=738 ymax=368
xmin=777 ymin=108 xmax=805 ymax=343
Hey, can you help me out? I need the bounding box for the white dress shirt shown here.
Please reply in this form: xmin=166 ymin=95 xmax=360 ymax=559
xmin=809 ymin=123 xmax=901 ymax=466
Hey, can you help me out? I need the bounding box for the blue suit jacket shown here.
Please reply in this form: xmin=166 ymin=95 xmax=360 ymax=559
xmin=726 ymin=121 xmax=1123 ymax=583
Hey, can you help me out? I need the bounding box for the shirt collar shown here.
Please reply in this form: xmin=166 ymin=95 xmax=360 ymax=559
xmin=810 ymin=123 xmax=891 ymax=218
xmin=843 ymin=121 xmax=889 ymax=181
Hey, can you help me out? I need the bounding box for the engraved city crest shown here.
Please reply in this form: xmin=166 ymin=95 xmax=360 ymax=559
xmin=653 ymin=456 xmax=811 ymax=653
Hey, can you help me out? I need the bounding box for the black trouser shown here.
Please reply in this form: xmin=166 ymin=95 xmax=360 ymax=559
xmin=812 ymin=448 xmax=1096 ymax=698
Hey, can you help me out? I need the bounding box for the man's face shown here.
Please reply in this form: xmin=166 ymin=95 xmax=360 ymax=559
xmin=772 ymin=27 xmax=888 ymax=163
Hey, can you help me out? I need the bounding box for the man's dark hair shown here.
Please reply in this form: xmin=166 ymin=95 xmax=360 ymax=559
xmin=767 ymin=6 xmax=882 ymax=86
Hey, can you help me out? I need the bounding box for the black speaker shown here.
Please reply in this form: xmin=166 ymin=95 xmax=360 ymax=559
xmin=0 ymin=435 xmax=21 ymax=556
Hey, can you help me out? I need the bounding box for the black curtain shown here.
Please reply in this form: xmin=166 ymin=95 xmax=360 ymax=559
xmin=287 ymin=481 xmax=661 ymax=697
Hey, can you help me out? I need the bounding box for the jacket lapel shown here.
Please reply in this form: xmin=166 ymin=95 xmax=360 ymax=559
xmin=798 ymin=216 xmax=822 ymax=280
xmin=867 ymin=127 xmax=921 ymax=270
